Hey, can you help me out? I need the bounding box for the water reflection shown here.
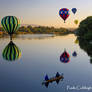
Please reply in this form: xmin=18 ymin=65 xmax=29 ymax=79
xmin=72 ymin=51 xmax=77 ymax=57
xmin=16 ymin=34 xmax=55 ymax=40
xmin=42 ymin=72 xmax=64 ymax=88
xmin=0 ymin=34 xmax=55 ymax=40
xmin=2 ymin=41 xmax=21 ymax=61
xmin=0 ymin=34 xmax=91 ymax=92
xmin=78 ymin=37 xmax=92 ymax=64
xmin=60 ymin=50 xmax=70 ymax=63
xmin=74 ymin=38 xmax=79 ymax=44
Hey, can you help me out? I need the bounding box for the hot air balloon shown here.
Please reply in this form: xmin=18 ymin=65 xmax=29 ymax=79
xmin=74 ymin=20 xmax=78 ymax=25
xmin=1 ymin=16 xmax=20 ymax=40
xmin=72 ymin=8 xmax=77 ymax=14
xmin=2 ymin=41 xmax=21 ymax=61
xmin=60 ymin=50 xmax=70 ymax=63
xmin=59 ymin=8 xmax=70 ymax=23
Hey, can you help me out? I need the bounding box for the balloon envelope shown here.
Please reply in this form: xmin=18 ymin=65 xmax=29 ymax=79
xmin=72 ymin=8 xmax=77 ymax=14
xmin=59 ymin=8 xmax=70 ymax=23
xmin=2 ymin=41 xmax=21 ymax=61
xmin=1 ymin=16 xmax=20 ymax=35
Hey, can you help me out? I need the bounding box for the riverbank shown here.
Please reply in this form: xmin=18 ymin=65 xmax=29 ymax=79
xmin=0 ymin=25 xmax=75 ymax=37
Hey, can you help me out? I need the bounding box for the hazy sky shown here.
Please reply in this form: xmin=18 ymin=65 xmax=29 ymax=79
xmin=0 ymin=0 xmax=92 ymax=28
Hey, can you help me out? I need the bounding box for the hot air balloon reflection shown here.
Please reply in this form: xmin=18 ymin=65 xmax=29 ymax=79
xmin=74 ymin=38 xmax=79 ymax=44
xmin=74 ymin=20 xmax=78 ymax=25
xmin=60 ymin=50 xmax=70 ymax=63
xmin=1 ymin=16 xmax=20 ymax=40
xmin=59 ymin=8 xmax=70 ymax=23
xmin=72 ymin=8 xmax=77 ymax=14
xmin=2 ymin=41 xmax=21 ymax=61
xmin=72 ymin=51 xmax=77 ymax=57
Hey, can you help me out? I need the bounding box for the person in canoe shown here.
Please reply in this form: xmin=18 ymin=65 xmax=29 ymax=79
xmin=42 ymin=72 xmax=64 ymax=88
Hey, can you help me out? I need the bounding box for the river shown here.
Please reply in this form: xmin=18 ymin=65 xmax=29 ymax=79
xmin=0 ymin=34 xmax=91 ymax=92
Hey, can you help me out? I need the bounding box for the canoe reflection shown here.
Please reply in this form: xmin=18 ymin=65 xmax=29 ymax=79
xmin=42 ymin=72 xmax=64 ymax=88
xmin=2 ymin=41 xmax=21 ymax=61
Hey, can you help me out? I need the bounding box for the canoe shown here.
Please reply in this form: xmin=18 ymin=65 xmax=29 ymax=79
xmin=42 ymin=75 xmax=64 ymax=85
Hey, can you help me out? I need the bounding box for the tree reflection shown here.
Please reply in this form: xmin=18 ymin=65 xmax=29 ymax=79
xmin=78 ymin=37 xmax=92 ymax=64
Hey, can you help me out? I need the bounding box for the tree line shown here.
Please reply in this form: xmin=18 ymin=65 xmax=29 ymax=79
xmin=0 ymin=25 xmax=73 ymax=35
xmin=76 ymin=16 xmax=92 ymax=41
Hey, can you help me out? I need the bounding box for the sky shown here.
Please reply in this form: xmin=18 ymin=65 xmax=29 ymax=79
xmin=0 ymin=0 xmax=92 ymax=28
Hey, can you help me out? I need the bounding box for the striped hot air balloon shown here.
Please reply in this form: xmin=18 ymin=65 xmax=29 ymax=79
xmin=1 ymin=16 xmax=20 ymax=40
xmin=2 ymin=41 xmax=21 ymax=61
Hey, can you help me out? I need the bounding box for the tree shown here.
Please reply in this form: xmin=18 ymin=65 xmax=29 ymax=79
xmin=76 ymin=16 xmax=92 ymax=38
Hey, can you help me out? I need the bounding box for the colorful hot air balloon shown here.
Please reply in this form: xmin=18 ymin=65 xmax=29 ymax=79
xmin=1 ymin=16 xmax=20 ymax=40
xmin=2 ymin=41 xmax=21 ymax=61
xmin=74 ymin=20 xmax=78 ymax=25
xmin=60 ymin=50 xmax=70 ymax=63
xmin=59 ymin=8 xmax=70 ymax=23
xmin=72 ymin=8 xmax=77 ymax=14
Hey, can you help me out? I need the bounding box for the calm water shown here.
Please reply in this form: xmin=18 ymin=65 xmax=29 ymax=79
xmin=0 ymin=34 xmax=92 ymax=92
